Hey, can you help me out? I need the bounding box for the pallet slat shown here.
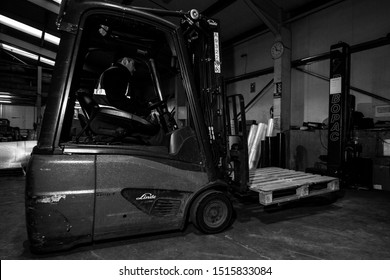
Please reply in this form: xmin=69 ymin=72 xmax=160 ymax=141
xmin=248 ymin=167 xmax=339 ymax=205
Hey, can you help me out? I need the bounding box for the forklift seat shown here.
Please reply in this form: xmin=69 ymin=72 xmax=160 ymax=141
xmin=168 ymin=126 xmax=201 ymax=163
xmin=76 ymin=91 xmax=159 ymax=141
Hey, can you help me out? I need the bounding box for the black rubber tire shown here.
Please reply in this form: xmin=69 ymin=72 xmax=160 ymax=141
xmin=190 ymin=190 xmax=233 ymax=234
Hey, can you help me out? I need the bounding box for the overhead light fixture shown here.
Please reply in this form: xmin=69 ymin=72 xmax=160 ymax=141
xmin=0 ymin=43 xmax=55 ymax=66
xmin=1 ymin=43 xmax=39 ymax=60
xmin=0 ymin=14 xmax=41 ymax=38
xmin=52 ymin=0 xmax=62 ymax=4
xmin=0 ymin=92 xmax=12 ymax=103
xmin=44 ymin=33 xmax=60 ymax=45
xmin=39 ymin=56 xmax=55 ymax=66
xmin=0 ymin=14 xmax=60 ymax=45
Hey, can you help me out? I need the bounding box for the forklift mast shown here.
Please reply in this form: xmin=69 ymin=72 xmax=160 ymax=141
xmin=179 ymin=13 xmax=229 ymax=181
xmin=180 ymin=15 xmax=249 ymax=191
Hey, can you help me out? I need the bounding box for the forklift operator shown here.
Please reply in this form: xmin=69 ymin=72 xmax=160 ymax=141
xmin=98 ymin=57 xmax=151 ymax=117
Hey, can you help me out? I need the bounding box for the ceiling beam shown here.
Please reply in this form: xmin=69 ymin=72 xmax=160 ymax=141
xmin=222 ymin=25 xmax=268 ymax=48
xmin=224 ymin=0 xmax=345 ymax=46
xmin=287 ymin=0 xmax=345 ymax=23
xmin=0 ymin=33 xmax=56 ymax=60
xmin=0 ymin=71 xmax=52 ymax=82
xmin=244 ymin=0 xmax=283 ymax=36
xmin=27 ymin=0 xmax=60 ymax=14
xmin=0 ymin=81 xmax=50 ymax=97
xmin=202 ymin=0 xmax=237 ymax=17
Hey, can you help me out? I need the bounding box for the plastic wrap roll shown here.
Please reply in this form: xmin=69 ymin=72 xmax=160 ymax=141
xmin=260 ymin=123 xmax=267 ymax=141
xmin=248 ymin=123 xmax=268 ymax=169
xmin=266 ymin=118 xmax=274 ymax=137
xmin=247 ymin=124 xmax=258 ymax=155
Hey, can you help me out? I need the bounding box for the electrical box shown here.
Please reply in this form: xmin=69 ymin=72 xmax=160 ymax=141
xmin=250 ymin=82 xmax=255 ymax=93
xmin=375 ymin=105 xmax=390 ymax=118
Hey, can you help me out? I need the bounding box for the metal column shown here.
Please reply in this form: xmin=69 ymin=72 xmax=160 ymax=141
xmin=327 ymin=42 xmax=351 ymax=177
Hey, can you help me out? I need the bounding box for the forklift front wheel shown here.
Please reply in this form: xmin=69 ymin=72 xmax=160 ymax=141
xmin=190 ymin=190 xmax=233 ymax=234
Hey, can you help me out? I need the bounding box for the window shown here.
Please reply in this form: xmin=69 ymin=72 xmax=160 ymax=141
xmin=59 ymin=12 xmax=200 ymax=163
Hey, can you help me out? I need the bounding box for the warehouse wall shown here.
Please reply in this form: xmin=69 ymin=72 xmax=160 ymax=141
xmin=222 ymin=0 xmax=390 ymax=171
xmin=223 ymin=32 xmax=275 ymax=125
xmin=0 ymin=104 xmax=36 ymax=130
xmin=223 ymin=0 xmax=390 ymax=126
xmin=291 ymin=0 xmax=390 ymax=125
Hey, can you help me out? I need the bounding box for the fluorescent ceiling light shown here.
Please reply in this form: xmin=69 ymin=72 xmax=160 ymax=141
xmin=39 ymin=57 xmax=55 ymax=66
xmin=1 ymin=43 xmax=39 ymax=60
xmin=0 ymin=14 xmax=41 ymax=38
xmin=44 ymin=33 xmax=60 ymax=45
xmin=0 ymin=92 xmax=12 ymax=96
xmin=0 ymin=95 xmax=12 ymax=98
xmin=0 ymin=14 xmax=60 ymax=45
xmin=1 ymin=43 xmax=55 ymax=66
xmin=52 ymin=0 xmax=62 ymax=4
xmin=0 ymin=100 xmax=12 ymax=104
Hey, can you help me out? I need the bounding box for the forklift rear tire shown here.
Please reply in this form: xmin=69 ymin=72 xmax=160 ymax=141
xmin=190 ymin=190 xmax=233 ymax=234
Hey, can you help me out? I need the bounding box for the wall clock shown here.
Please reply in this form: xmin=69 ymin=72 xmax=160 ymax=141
xmin=271 ymin=41 xmax=284 ymax=59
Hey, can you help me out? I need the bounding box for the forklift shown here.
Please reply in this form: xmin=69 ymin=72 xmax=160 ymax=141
xmin=25 ymin=0 xmax=339 ymax=253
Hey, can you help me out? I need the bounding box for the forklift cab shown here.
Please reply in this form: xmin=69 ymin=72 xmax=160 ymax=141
xmin=67 ymin=21 xmax=181 ymax=146
xmin=26 ymin=1 xmax=233 ymax=253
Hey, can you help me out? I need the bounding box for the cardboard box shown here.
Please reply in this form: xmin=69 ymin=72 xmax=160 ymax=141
xmin=373 ymin=163 xmax=390 ymax=191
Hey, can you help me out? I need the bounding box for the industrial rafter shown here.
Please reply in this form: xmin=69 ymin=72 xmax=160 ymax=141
xmin=27 ymin=0 xmax=60 ymax=14
xmin=244 ymin=0 xmax=283 ymax=36
xmin=202 ymin=0 xmax=237 ymax=17
xmin=225 ymin=0 xmax=345 ymax=45
xmin=0 ymin=33 xmax=56 ymax=60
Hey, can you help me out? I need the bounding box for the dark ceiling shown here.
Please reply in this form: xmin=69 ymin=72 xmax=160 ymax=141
xmin=0 ymin=0 xmax=342 ymax=105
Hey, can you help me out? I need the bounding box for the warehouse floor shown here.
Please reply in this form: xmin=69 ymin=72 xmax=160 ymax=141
xmin=1 ymin=175 xmax=390 ymax=260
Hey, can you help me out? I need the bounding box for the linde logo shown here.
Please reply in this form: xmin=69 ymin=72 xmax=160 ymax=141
xmin=329 ymin=93 xmax=341 ymax=142
xmin=136 ymin=193 xmax=156 ymax=201
xmin=208 ymin=19 xmax=218 ymax=26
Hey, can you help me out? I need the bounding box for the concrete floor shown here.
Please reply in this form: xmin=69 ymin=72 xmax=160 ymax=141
xmin=1 ymin=175 xmax=390 ymax=260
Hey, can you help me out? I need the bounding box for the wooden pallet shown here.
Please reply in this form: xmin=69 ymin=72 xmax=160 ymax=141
xmin=249 ymin=167 xmax=339 ymax=206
